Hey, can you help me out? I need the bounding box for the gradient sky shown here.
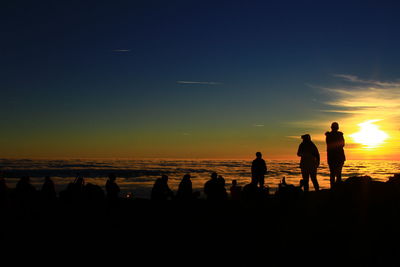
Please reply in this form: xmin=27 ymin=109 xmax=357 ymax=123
xmin=2 ymin=0 xmax=400 ymax=159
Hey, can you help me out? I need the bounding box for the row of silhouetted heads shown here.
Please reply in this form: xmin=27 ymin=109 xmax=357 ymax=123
xmin=4 ymin=172 xmax=399 ymax=205
xmin=0 ymin=173 xmax=290 ymax=204
xmin=151 ymin=172 xmax=275 ymax=201
xmin=0 ymin=174 xmax=120 ymax=205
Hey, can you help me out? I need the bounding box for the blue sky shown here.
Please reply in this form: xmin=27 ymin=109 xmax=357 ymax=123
xmin=1 ymin=0 xmax=400 ymax=158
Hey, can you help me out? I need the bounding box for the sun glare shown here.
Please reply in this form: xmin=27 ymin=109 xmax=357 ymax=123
xmin=350 ymin=120 xmax=389 ymax=149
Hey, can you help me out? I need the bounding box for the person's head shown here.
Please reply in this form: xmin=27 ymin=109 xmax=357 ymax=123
xmin=256 ymin=152 xmax=262 ymax=159
xmin=211 ymin=172 xmax=218 ymax=180
xmin=331 ymin=122 xmax=339 ymax=131
xmin=301 ymin=134 xmax=311 ymax=142
xmin=183 ymin=174 xmax=191 ymax=181
xmin=232 ymin=180 xmax=237 ymax=186
xmin=108 ymin=173 xmax=116 ymax=181
xmin=45 ymin=176 xmax=51 ymax=181
xmin=161 ymin=175 xmax=168 ymax=183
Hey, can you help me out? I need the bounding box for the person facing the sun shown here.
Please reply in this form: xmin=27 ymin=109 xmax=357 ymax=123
xmin=325 ymin=122 xmax=346 ymax=188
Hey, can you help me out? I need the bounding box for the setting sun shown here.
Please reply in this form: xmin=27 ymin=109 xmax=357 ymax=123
xmin=350 ymin=120 xmax=389 ymax=149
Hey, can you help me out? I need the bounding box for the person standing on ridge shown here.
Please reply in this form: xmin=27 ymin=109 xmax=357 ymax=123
xmin=251 ymin=152 xmax=267 ymax=188
xmin=325 ymin=122 xmax=346 ymax=188
xmin=297 ymin=134 xmax=320 ymax=192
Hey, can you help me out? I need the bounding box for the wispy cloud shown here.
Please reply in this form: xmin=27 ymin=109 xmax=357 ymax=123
xmin=322 ymin=74 xmax=400 ymax=117
xmin=253 ymin=124 xmax=265 ymax=127
xmin=112 ymin=49 xmax=131 ymax=52
xmin=176 ymin=81 xmax=222 ymax=85
xmin=333 ymin=74 xmax=400 ymax=87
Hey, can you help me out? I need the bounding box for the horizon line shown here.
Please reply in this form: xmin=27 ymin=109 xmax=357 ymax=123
xmin=1 ymin=156 xmax=399 ymax=161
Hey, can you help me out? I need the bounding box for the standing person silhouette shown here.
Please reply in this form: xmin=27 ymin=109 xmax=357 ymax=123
xmin=251 ymin=152 xmax=267 ymax=188
xmin=151 ymin=175 xmax=174 ymax=200
xmin=41 ymin=176 xmax=57 ymax=201
xmin=325 ymin=122 xmax=346 ymax=188
xmin=297 ymin=134 xmax=320 ymax=192
xmin=106 ymin=173 xmax=120 ymax=201
xmin=204 ymin=172 xmax=219 ymax=200
xmin=176 ymin=174 xmax=193 ymax=200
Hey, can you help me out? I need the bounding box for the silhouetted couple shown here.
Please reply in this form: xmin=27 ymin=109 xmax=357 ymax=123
xmin=204 ymin=172 xmax=228 ymax=201
xmin=298 ymin=122 xmax=346 ymax=191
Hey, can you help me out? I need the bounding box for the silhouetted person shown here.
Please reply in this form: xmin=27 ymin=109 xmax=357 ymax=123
xmin=59 ymin=175 xmax=85 ymax=203
xmin=251 ymin=152 xmax=267 ymax=188
xmin=242 ymin=177 xmax=260 ymax=201
xmin=176 ymin=174 xmax=194 ymax=200
xmin=217 ymin=175 xmax=228 ymax=200
xmin=106 ymin=173 xmax=120 ymax=201
xmin=230 ymin=180 xmax=242 ymax=201
xmin=204 ymin=172 xmax=219 ymax=200
xmin=297 ymin=134 xmax=320 ymax=192
xmin=0 ymin=177 xmax=8 ymax=204
xmin=151 ymin=175 xmax=174 ymax=200
xmin=41 ymin=176 xmax=57 ymax=201
xmin=71 ymin=175 xmax=85 ymax=201
xmin=276 ymin=177 xmax=304 ymax=199
xmin=325 ymin=122 xmax=346 ymax=188
xmin=16 ymin=176 xmax=37 ymax=201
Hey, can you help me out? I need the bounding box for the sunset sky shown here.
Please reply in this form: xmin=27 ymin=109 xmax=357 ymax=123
xmin=2 ymin=1 xmax=400 ymax=159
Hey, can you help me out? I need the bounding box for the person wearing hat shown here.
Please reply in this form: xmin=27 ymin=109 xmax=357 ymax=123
xmin=325 ymin=122 xmax=346 ymax=188
xmin=297 ymin=134 xmax=320 ymax=192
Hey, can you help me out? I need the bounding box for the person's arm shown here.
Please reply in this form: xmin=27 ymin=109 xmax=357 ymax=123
xmin=314 ymin=144 xmax=320 ymax=167
xmin=340 ymin=132 xmax=345 ymax=148
xmin=325 ymin=132 xmax=330 ymax=149
xmin=297 ymin=144 xmax=303 ymax=157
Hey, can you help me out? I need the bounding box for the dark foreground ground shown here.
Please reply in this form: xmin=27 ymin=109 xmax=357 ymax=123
xmin=2 ymin=177 xmax=400 ymax=267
